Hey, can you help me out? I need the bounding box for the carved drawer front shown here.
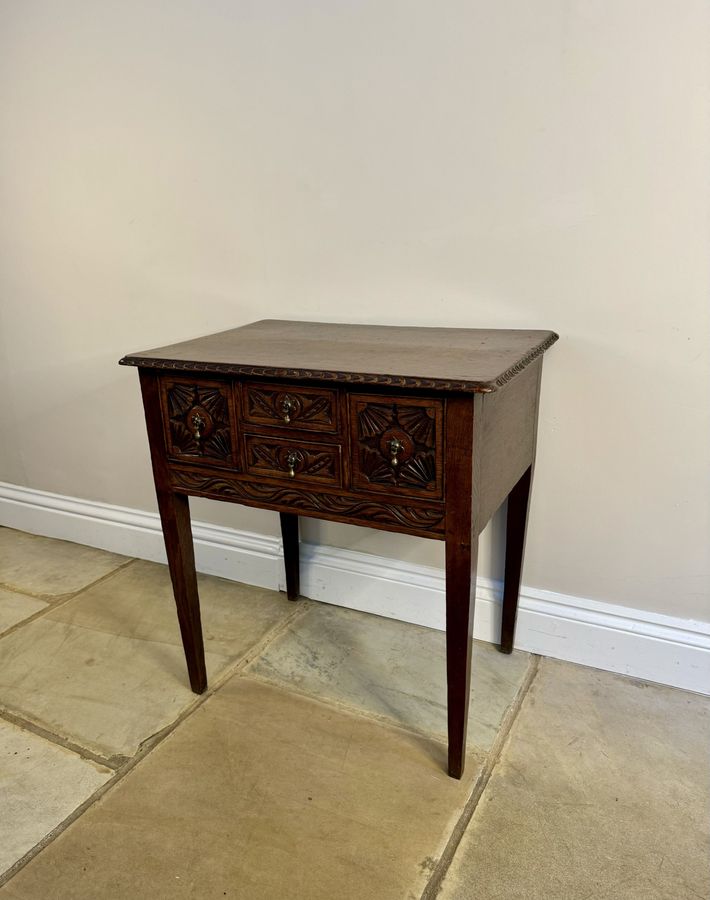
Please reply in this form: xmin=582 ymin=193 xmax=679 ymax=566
xmin=243 ymin=434 xmax=342 ymax=486
xmin=242 ymin=382 xmax=339 ymax=434
xmin=350 ymin=395 xmax=443 ymax=499
xmin=161 ymin=379 xmax=237 ymax=468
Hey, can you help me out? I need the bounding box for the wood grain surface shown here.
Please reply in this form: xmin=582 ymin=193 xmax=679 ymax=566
xmin=120 ymin=319 xmax=557 ymax=393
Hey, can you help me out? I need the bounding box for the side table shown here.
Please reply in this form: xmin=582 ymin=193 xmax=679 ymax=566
xmin=119 ymin=319 xmax=557 ymax=778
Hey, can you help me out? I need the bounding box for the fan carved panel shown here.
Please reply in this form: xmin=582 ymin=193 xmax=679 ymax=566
xmin=350 ymin=396 xmax=443 ymax=498
xmin=162 ymin=380 xmax=235 ymax=466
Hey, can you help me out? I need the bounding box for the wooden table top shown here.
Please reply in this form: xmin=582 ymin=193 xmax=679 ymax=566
xmin=119 ymin=319 xmax=558 ymax=393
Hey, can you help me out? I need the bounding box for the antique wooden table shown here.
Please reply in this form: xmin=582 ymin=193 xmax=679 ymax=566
xmin=119 ymin=320 xmax=557 ymax=778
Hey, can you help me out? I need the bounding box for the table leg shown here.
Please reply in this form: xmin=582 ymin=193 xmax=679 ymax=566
xmin=156 ymin=490 xmax=207 ymax=694
xmin=444 ymin=394 xmax=480 ymax=779
xmin=500 ymin=465 xmax=532 ymax=654
xmin=280 ymin=512 xmax=300 ymax=601
xmin=445 ymin=531 xmax=479 ymax=779
xmin=139 ymin=370 xmax=207 ymax=695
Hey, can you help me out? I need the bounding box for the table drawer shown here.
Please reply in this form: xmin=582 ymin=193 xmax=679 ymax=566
xmin=161 ymin=378 xmax=238 ymax=468
xmin=241 ymin=382 xmax=340 ymax=434
xmin=350 ymin=394 xmax=443 ymax=499
xmin=243 ymin=434 xmax=342 ymax=486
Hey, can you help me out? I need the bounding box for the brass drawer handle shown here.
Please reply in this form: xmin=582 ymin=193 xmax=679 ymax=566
xmin=281 ymin=396 xmax=295 ymax=424
xmin=191 ymin=412 xmax=206 ymax=441
xmin=286 ymin=450 xmax=299 ymax=478
xmin=388 ymin=437 xmax=403 ymax=467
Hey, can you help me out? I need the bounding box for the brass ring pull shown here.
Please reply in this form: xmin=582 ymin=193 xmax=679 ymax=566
xmin=281 ymin=396 xmax=295 ymax=424
xmin=286 ymin=450 xmax=299 ymax=478
xmin=388 ymin=437 xmax=403 ymax=467
xmin=191 ymin=412 xmax=206 ymax=441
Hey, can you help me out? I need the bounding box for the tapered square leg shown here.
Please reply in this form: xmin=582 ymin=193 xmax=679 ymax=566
xmin=280 ymin=512 xmax=300 ymax=601
xmin=156 ymin=490 xmax=207 ymax=694
xmin=445 ymin=532 xmax=479 ymax=779
xmin=500 ymin=465 xmax=532 ymax=654
xmin=139 ymin=369 xmax=207 ymax=695
xmin=444 ymin=394 xmax=481 ymax=779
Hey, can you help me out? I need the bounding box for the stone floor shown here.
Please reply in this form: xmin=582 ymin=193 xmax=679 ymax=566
xmin=0 ymin=525 xmax=707 ymax=898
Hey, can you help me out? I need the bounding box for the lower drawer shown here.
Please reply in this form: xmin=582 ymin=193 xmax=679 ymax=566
xmin=243 ymin=434 xmax=342 ymax=487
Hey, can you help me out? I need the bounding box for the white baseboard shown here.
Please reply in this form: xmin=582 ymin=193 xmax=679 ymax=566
xmin=0 ymin=481 xmax=282 ymax=591
xmin=1 ymin=481 xmax=708 ymax=696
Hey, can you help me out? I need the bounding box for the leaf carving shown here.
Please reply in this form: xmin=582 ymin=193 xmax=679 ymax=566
xmin=301 ymin=396 xmax=331 ymax=422
xmin=302 ymin=453 xmax=333 ymax=476
xmin=251 ymin=443 xmax=280 ymax=468
xmin=246 ymin=387 xmax=334 ymax=427
xmin=170 ymin=469 xmax=445 ymax=535
xmin=246 ymin=439 xmax=338 ymax=482
xmin=249 ymin=389 xmax=278 ymax=419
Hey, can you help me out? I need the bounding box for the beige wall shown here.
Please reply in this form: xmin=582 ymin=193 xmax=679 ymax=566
xmin=1 ymin=1 xmax=708 ymax=622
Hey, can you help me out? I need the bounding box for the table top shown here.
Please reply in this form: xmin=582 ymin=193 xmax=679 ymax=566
xmin=119 ymin=319 xmax=558 ymax=393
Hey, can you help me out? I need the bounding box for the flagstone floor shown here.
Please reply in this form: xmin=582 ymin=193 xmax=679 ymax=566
xmin=0 ymin=526 xmax=707 ymax=899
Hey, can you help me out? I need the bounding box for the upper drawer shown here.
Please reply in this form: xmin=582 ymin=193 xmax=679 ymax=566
xmin=160 ymin=378 xmax=238 ymax=468
xmin=349 ymin=394 xmax=444 ymax=499
xmin=241 ymin=382 xmax=340 ymax=434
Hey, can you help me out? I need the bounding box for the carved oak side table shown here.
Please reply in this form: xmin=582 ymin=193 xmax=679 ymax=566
xmin=119 ymin=320 xmax=557 ymax=778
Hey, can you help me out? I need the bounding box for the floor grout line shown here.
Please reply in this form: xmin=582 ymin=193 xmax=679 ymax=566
xmin=0 ymin=708 xmax=125 ymax=771
xmin=419 ymin=653 xmax=541 ymax=900
xmin=0 ymin=537 xmax=136 ymax=602
xmin=0 ymin=593 xmax=311 ymax=889
xmin=0 ymin=558 xmax=138 ymax=640
xmin=129 ymin=596 xmax=316 ymax=756
xmin=0 ymin=744 xmax=153 ymax=888
xmin=217 ymin=595 xmax=314 ymax=679
xmin=241 ymin=666 xmax=454 ymax=747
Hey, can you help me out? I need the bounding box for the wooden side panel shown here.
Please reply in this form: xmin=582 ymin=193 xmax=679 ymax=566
xmin=477 ymin=358 xmax=542 ymax=528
